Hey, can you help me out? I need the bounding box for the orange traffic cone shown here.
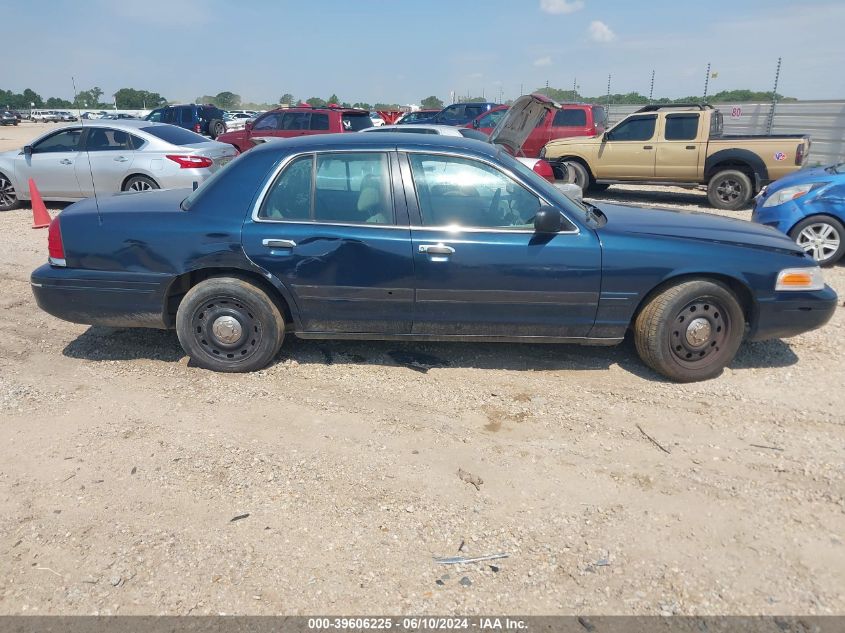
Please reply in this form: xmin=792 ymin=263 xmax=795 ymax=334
xmin=30 ymin=178 xmax=50 ymax=229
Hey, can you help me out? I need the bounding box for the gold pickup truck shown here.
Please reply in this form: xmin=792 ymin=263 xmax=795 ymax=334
xmin=541 ymin=104 xmax=810 ymax=210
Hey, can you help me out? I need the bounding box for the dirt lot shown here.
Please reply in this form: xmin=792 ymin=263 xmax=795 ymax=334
xmin=0 ymin=122 xmax=843 ymax=615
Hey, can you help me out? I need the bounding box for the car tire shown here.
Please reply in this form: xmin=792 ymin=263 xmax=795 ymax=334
xmin=560 ymin=160 xmax=590 ymax=193
xmin=707 ymin=169 xmax=752 ymax=210
xmin=789 ymin=215 xmax=845 ymax=267
xmin=634 ymin=279 xmax=745 ymax=382
xmin=209 ymin=119 xmax=225 ymax=139
xmin=176 ymin=276 xmax=285 ymax=373
xmin=0 ymin=173 xmax=20 ymax=211
xmin=123 ymin=175 xmax=159 ymax=193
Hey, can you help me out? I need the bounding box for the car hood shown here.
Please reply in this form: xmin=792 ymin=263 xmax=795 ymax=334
xmin=595 ymin=202 xmax=803 ymax=253
xmin=545 ymin=133 xmax=601 ymax=148
xmin=488 ymin=93 xmax=557 ymax=155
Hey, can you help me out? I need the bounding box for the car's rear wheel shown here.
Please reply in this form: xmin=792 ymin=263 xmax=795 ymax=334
xmin=209 ymin=119 xmax=225 ymax=139
xmin=789 ymin=215 xmax=845 ymax=267
xmin=123 ymin=175 xmax=159 ymax=193
xmin=176 ymin=277 xmax=285 ymax=373
xmin=634 ymin=279 xmax=745 ymax=382
xmin=707 ymin=169 xmax=752 ymax=210
xmin=0 ymin=173 xmax=20 ymax=211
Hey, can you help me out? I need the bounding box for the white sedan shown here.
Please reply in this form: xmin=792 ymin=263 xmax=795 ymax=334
xmin=0 ymin=120 xmax=238 ymax=210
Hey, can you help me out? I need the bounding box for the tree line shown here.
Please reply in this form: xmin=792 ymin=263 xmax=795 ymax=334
xmin=3 ymin=85 xmax=797 ymax=113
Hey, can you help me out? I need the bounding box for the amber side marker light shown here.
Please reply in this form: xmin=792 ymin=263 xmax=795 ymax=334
xmin=775 ymin=267 xmax=824 ymax=291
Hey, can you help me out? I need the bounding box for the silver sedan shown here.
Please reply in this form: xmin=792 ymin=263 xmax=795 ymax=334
xmin=0 ymin=120 xmax=238 ymax=210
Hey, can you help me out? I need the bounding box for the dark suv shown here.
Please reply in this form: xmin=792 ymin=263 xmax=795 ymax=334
xmin=144 ymin=104 xmax=227 ymax=139
xmin=427 ymin=102 xmax=499 ymax=126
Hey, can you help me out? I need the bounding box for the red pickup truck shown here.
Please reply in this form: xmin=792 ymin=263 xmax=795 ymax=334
xmin=217 ymin=105 xmax=373 ymax=153
xmin=466 ymin=99 xmax=607 ymax=158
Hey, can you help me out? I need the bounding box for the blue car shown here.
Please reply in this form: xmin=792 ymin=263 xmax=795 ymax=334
xmin=31 ymin=134 xmax=837 ymax=382
xmin=752 ymin=162 xmax=845 ymax=266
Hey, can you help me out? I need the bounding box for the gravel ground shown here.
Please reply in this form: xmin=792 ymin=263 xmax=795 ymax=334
xmin=0 ymin=122 xmax=843 ymax=615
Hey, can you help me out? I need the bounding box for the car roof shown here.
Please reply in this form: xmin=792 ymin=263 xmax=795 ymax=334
xmin=72 ymin=119 xmax=169 ymax=131
xmin=263 ymin=106 xmax=370 ymax=115
xmin=361 ymin=124 xmax=462 ymax=135
xmin=248 ymin=131 xmax=499 ymax=158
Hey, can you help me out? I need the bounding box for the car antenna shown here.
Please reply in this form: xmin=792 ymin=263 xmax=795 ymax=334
xmin=72 ymin=76 xmax=102 ymax=225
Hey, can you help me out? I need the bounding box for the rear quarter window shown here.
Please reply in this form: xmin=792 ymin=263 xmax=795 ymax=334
xmin=139 ymin=125 xmax=209 ymax=145
xmin=553 ymin=109 xmax=587 ymax=127
xmin=341 ymin=113 xmax=373 ymax=131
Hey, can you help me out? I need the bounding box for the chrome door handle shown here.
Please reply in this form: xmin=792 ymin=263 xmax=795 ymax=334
xmin=643 ymin=145 xmax=653 ymax=150
xmin=262 ymin=238 xmax=296 ymax=248
xmin=685 ymin=145 xmax=696 ymax=150
xmin=114 ymin=156 xmax=129 ymax=162
xmin=59 ymin=158 xmax=72 ymax=165
xmin=419 ymin=243 xmax=455 ymax=255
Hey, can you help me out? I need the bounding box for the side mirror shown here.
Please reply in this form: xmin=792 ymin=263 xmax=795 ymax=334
xmin=602 ymin=131 xmax=610 ymax=142
xmin=23 ymin=145 xmax=32 ymax=157
xmin=534 ymin=206 xmax=563 ymax=233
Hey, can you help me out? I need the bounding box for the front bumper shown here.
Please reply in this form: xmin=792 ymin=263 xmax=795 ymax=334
xmin=749 ymin=285 xmax=838 ymax=341
xmin=751 ymin=193 xmax=808 ymax=235
xmin=31 ymin=264 xmax=171 ymax=328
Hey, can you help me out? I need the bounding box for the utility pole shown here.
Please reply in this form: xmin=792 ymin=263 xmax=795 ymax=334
xmin=703 ymin=62 xmax=711 ymax=101
xmin=766 ymin=56 xmax=782 ymax=135
xmin=606 ymin=74 xmax=611 ymax=107
xmin=648 ymin=69 xmax=655 ymax=103
xmin=573 ymin=77 xmax=577 ymax=100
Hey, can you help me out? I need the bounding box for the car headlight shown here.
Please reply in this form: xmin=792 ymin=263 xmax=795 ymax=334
xmin=761 ymin=183 xmax=821 ymax=207
xmin=775 ymin=266 xmax=825 ymax=291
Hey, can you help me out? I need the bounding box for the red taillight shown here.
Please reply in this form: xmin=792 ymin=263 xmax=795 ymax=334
xmin=48 ymin=216 xmax=65 ymax=265
xmin=194 ymin=123 xmax=201 ymax=134
xmin=795 ymin=142 xmax=805 ymax=166
xmin=533 ymin=159 xmax=556 ymax=183
xmin=166 ymin=154 xmax=214 ymax=169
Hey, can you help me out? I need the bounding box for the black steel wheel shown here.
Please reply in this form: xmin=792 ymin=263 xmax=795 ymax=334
xmin=634 ymin=279 xmax=745 ymax=382
xmin=707 ymin=169 xmax=752 ymax=210
xmin=176 ymin=277 xmax=285 ymax=372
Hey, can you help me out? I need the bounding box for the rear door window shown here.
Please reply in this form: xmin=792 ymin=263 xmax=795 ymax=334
xmin=282 ymin=112 xmax=310 ymax=130
xmin=314 ymin=153 xmax=392 ymax=224
xmin=664 ymin=114 xmax=700 ymax=140
xmin=310 ymin=113 xmax=330 ymax=130
xmin=84 ymin=127 xmax=134 ymax=151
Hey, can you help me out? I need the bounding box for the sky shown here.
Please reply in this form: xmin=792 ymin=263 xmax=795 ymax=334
xmin=3 ymin=0 xmax=845 ymax=105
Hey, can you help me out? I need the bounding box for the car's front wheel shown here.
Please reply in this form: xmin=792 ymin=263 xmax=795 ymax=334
xmin=175 ymin=277 xmax=285 ymax=372
xmin=634 ymin=279 xmax=745 ymax=382
xmin=0 ymin=173 xmax=20 ymax=211
xmin=789 ymin=215 xmax=845 ymax=267
xmin=123 ymin=175 xmax=159 ymax=193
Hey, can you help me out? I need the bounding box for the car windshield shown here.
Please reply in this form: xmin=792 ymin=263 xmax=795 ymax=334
xmin=497 ymin=150 xmax=590 ymax=223
xmin=140 ymin=125 xmax=209 ymax=146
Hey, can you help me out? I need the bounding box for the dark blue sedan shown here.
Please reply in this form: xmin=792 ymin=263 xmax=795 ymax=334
xmin=752 ymin=162 xmax=845 ymax=266
xmin=31 ymin=134 xmax=837 ymax=382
